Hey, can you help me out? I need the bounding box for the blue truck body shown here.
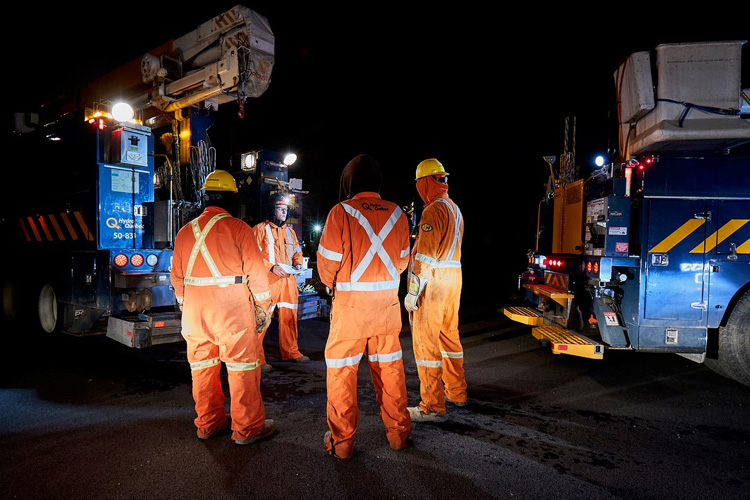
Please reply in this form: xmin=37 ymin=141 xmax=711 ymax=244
xmin=505 ymin=41 xmax=750 ymax=385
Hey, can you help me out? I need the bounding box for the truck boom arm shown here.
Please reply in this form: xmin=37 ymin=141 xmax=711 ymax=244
xmin=141 ymin=5 xmax=274 ymax=115
xmin=54 ymin=5 xmax=273 ymax=125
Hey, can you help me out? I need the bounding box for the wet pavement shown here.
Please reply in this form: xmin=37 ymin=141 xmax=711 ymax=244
xmin=1 ymin=300 xmax=749 ymax=500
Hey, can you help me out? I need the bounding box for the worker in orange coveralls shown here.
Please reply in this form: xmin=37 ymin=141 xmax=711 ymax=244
xmin=404 ymin=158 xmax=467 ymax=422
xmin=254 ymin=192 xmax=310 ymax=371
xmin=317 ymin=154 xmax=412 ymax=459
xmin=171 ymin=169 xmax=277 ymax=445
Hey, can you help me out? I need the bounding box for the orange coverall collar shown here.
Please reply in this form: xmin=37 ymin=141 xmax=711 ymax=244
xmin=204 ymin=205 xmax=230 ymax=215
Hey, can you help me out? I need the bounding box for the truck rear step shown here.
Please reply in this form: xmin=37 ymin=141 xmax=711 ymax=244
xmin=523 ymin=284 xmax=574 ymax=307
xmin=532 ymin=325 xmax=604 ymax=360
xmin=503 ymin=306 xmax=544 ymax=326
xmin=107 ymin=312 xmax=183 ymax=349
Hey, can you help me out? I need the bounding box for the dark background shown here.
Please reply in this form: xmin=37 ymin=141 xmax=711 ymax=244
xmin=5 ymin=4 xmax=749 ymax=307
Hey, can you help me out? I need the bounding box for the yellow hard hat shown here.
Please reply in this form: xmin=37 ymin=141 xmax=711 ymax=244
xmin=415 ymin=158 xmax=449 ymax=180
xmin=201 ymin=169 xmax=238 ymax=192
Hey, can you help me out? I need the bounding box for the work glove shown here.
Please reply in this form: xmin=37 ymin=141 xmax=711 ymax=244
xmin=404 ymin=293 xmax=419 ymax=312
xmin=255 ymin=305 xmax=272 ymax=333
xmin=403 ymin=273 xmax=426 ymax=313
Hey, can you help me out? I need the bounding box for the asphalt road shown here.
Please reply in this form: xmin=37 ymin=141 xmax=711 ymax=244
xmin=1 ymin=300 xmax=748 ymax=500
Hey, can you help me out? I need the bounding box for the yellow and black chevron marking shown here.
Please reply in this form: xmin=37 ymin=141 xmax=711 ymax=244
xmin=544 ymin=272 xmax=569 ymax=290
xmin=649 ymin=218 xmax=750 ymax=254
xmin=18 ymin=210 xmax=94 ymax=243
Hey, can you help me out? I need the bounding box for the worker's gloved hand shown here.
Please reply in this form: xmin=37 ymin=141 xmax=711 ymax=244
xmin=255 ymin=305 xmax=272 ymax=333
xmin=404 ymin=293 xmax=419 ymax=312
xmin=325 ymin=286 xmax=333 ymax=297
xmin=403 ymin=274 xmax=426 ymax=313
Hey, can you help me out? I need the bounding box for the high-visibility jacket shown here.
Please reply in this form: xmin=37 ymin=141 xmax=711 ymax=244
xmin=317 ymin=192 xmax=412 ymax=458
xmin=409 ymin=177 xmax=466 ymax=413
xmin=171 ymin=206 xmax=272 ymax=441
xmin=254 ymin=219 xmax=304 ymax=362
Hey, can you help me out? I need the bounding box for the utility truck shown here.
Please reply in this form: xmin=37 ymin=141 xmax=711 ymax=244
xmin=504 ymin=40 xmax=750 ymax=386
xmin=0 ymin=5 xmax=305 ymax=348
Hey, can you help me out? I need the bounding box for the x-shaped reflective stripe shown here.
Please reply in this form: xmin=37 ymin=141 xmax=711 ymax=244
xmin=341 ymin=203 xmax=402 ymax=284
xmin=186 ymin=213 xmax=229 ymax=279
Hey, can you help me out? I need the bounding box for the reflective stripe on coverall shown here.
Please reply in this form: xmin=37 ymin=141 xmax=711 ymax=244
xmin=317 ymin=192 xmax=412 ymax=458
xmin=410 ymin=178 xmax=466 ymax=414
xmin=255 ymin=221 xmax=304 ymax=362
xmin=171 ymin=206 xmax=272 ymax=441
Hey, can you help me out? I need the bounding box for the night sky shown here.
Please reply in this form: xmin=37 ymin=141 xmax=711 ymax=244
xmin=6 ymin=4 xmax=748 ymax=305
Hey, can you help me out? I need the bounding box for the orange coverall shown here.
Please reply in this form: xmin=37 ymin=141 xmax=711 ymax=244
xmin=317 ymin=192 xmax=412 ymax=458
xmin=171 ymin=206 xmax=272 ymax=442
xmin=410 ymin=176 xmax=466 ymax=415
xmin=254 ymin=219 xmax=305 ymax=362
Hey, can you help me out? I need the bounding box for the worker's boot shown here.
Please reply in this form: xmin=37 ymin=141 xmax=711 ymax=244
xmin=444 ymin=394 xmax=467 ymax=407
xmin=408 ymin=406 xmax=447 ymax=423
xmin=234 ymin=419 xmax=277 ymax=445
xmin=197 ymin=415 xmax=231 ymax=440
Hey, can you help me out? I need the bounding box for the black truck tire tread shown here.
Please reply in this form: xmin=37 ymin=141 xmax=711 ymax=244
xmin=714 ymin=289 xmax=750 ymax=386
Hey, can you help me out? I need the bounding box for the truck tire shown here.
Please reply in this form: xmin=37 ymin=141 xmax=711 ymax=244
xmin=2 ymin=280 xmax=18 ymax=323
xmin=707 ymin=289 xmax=750 ymax=387
xmin=38 ymin=283 xmax=61 ymax=334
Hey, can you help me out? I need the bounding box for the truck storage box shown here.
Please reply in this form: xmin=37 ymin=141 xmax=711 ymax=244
xmin=298 ymin=291 xmax=323 ymax=320
xmin=616 ymin=50 xmax=655 ymax=124
xmin=622 ymin=40 xmax=750 ymax=155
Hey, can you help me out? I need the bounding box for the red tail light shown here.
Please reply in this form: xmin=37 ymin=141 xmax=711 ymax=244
xmin=130 ymin=253 xmax=144 ymax=266
xmin=114 ymin=253 xmax=128 ymax=267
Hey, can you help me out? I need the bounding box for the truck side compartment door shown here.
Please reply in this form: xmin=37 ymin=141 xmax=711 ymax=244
xmin=706 ymin=200 xmax=750 ymax=328
xmin=644 ymin=199 xmax=708 ymax=323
